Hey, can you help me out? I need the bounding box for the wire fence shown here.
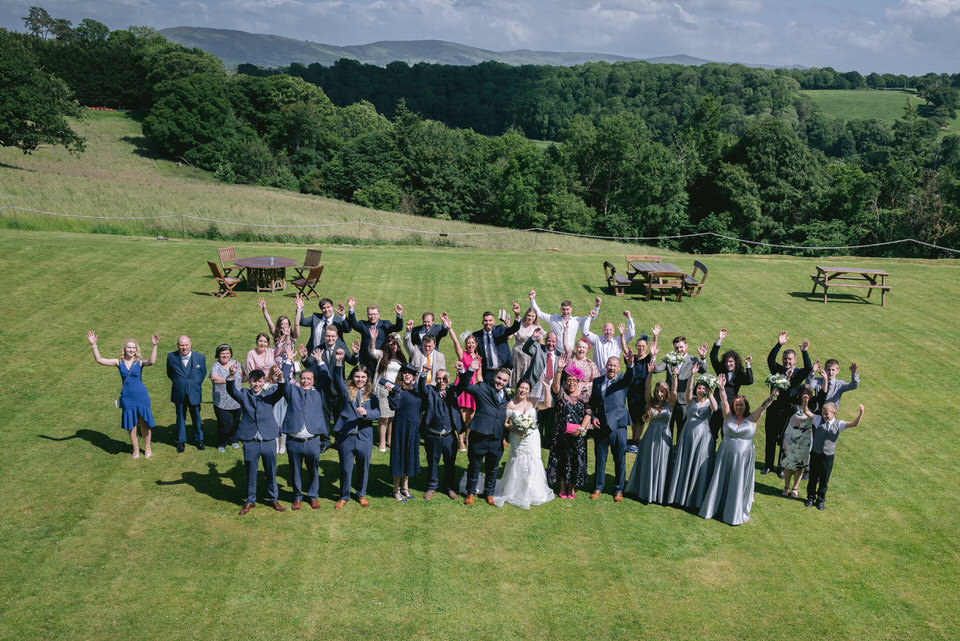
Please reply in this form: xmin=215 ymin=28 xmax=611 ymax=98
xmin=2 ymin=204 xmax=958 ymax=256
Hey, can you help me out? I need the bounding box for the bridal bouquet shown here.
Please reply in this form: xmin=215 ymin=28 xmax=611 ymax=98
xmin=511 ymin=412 xmax=538 ymax=434
xmin=663 ymin=351 xmax=686 ymax=370
xmin=695 ymin=373 xmax=720 ymax=391
xmin=764 ymin=373 xmax=790 ymax=390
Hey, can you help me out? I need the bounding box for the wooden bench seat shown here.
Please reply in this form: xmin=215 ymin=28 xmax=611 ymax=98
xmin=604 ymin=261 xmax=633 ymax=296
xmin=809 ymin=274 xmax=890 ymax=305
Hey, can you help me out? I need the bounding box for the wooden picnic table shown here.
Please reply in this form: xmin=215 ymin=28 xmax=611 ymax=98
xmin=234 ymin=256 xmax=297 ymax=293
xmin=810 ymin=265 xmax=890 ymax=306
xmin=630 ymin=261 xmax=681 ymax=278
xmin=630 ymin=262 xmax=687 ymax=302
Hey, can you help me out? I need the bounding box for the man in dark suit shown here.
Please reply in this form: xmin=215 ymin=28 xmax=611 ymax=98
xmin=166 ymin=335 xmax=207 ymax=453
xmin=409 ymin=311 xmax=449 ymax=350
xmin=418 ymin=367 xmax=463 ymax=500
xmin=471 ymin=302 xmax=521 ymax=383
xmin=764 ymin=331 xmax=813 ymax=475
xmin=226 ymin=364 xmax=286 ymax=515
xmin=347 ymin=296 xmax=403 ymax=371
xmin=589 ymin=351 xmax=635 ymax=502
xmin=453 ymin=362 xmax=511 ymax=505
xmin=281 ymin=358 xmax=337 ymax=510
xmin=297 ymin=297 xmax=351 ymax=353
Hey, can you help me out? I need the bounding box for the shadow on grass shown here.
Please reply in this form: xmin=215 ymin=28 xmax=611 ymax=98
xmin=153 ymin=418 xmax=220 ymax=447
xmin=38 ymin=429 xmax=128 ymax=455
xmin=787 ymin=290 xmax=877 ymax=305
xmin=156 ymin=460 xmax=244 ymax=505
xmin=0 ymin=161 xmax=33 ymax=172
xmin=121 ymin=135 xmax=159 ymax=160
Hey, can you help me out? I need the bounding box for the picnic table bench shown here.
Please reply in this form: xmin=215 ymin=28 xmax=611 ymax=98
xmin=810 ymin=265 xmax=890 ymax=306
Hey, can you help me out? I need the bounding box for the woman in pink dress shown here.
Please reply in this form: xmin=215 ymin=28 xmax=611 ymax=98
xmin=443 ymin=312 xmax=481 ymax=452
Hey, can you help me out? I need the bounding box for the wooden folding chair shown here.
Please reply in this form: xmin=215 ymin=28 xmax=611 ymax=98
xmin=207 ymin=261 xmax=241 ymax=299
xmin=683 ymin=260 xmax=709 ymax=297
xmin=217 ymin=247 xmax=244 ymax=280
xmin=291 ymin=265 xmax=323 ymax=300
xmin=293 ymin=248 xmax=323 ymax=279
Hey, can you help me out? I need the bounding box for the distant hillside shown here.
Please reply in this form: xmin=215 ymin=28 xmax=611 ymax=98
xmin=160 ymin=27 xmax=640 ymax=68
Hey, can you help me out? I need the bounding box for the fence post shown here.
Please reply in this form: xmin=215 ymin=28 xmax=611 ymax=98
xmin=180 ymin=212 xmax=185 ymax=239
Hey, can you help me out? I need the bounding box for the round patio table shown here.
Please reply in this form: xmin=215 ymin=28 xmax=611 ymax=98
xmin=233 ymin=256 xmax=297 ymax=293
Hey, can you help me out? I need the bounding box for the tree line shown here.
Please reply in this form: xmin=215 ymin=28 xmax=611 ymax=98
xmin=4 ymin=7 xmax=959 ymax=256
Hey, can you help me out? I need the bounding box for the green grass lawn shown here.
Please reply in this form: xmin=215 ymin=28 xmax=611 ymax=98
xmin=802 ymin=89 xmax=960 ymax=133
xmin=1 ymin=228 xmax=959 ymax=640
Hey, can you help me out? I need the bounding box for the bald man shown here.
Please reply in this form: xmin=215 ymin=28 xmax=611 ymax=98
xmin=166 ymin=335 xmax=206 ymax=453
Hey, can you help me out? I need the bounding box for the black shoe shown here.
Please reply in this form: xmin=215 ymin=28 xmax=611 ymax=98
xmin=804 ymin=498 xmax=814 ymax=508
xmin=776 ymin=470 xmax=784 ymax=479
xmin=176 ymin=442 xmax=185 ymax=453
xmin=761 ymin=467 xmax=771 ymax=475
xmin=816 ymin=500 xmax=825 ymax=511
xmin=801 ymin=472 xmax=808 ymax=481
xmin=195 ymin=440 xmax=206 ymax=451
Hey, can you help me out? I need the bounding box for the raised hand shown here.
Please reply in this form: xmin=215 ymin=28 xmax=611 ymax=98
xmin=557 ymin=354 xmax=568 ymax=370
xmin=351 ymin=339 xmax=361 ymax=354
xmin=455 ymin=361 xmax=466 ymax=374
xmin=529 ymin=289 xmax=536 ymax=301
xmin=295 ymin=293 xmax=304 ymax=311
xmin=469 ymin=356 xmax=481 ymax=372
xmin=618 ymin=322 xmax=626 ymax=335
xmin=652 ymin=324 xmax=661 ymax=338
xmin=850 ymin=361 xmax=858 ymax=374
xmin=86 ymin=330 xmax=98 ymax=346
xmin=717 ymin=373 xmax=726 ymax=387
xmin=285 ymin=343 xmax=295 ymax=361
xmin=778 ymin=331 xmax=788 ymax=345
xmin=691 ymin=361 xmax=699 ymax=374
xmin=512 ymin=301 xmax=521 ymax=316
xmin=335 ymin=348 xmax=345 ymax=361
xmin=670 ymin=366 xmax=679 ymax=378
xmin=406 ymin=319 xmax=415 ymax=332
xmin=698 ymin=342 xmax=708 ymax=358
xmin=595 ymin=295 xmax=602 ymax=307
xmin=337 ymin=301 xmax=346 ymax=316
xmin=624 ymin=346 xmax=635 ymax=366
xmin=532 ymin=327 xmax=543 ymax=341
xmin=229 ymin=362 xmax=239 ymax=375
xmin=298 ymin=344 xmax=308 ymax=359
xmin=718 ymin=328 xmax=727 ymax=341
xmin=623 ymin=309 xmax=631 ymax=318
xmin=588 ymin=309 xmax=597 ymax=319
xmin=650 ymin=343 xmax=660 ymax=357
xmin=257 ymin=297 xmax=267 ymax=311
xmin=441 ymin=312 xmax=452 ymax=329
xmin=745 ymin=355 xmax=752 ymax=367
xmin=800 ymin=337 xmax=809 ymax=351
xmin=151 ymin=333 xmax=160 ymax=346
xmin=310 ymin=348 xmax=322 ymax=361
xmin=347 ymin=296 xmax=355 ymax=311
xmin=369 ymin=326 xmax=378 ymax=342
xmin=647 ymin=359 xmax=656 ymax=373
xmin=395 ymin=303 xmax=403 ymax=316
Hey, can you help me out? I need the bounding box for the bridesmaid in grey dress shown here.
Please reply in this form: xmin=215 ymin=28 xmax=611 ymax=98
xmin=625 ymin=349 xmax=678 ymax=504
xmin=666 ymin=362 xmax=718 ymax=509
xmin=699 ymin=374 xmax=778 ymax=526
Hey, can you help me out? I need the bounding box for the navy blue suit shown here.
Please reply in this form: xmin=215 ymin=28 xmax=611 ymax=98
xmin=226 ymin=379 xmax=285 ymax=505
xmin=410 ymin=323 xmax=449 ymax=349
xmin=590 ymin=368 xmax=633 ymax=493
xmin=331 ymin=364 xmax=381 ymax=500
xmin=471 ymin=319 xmax=520 ymax=382
xmin=455 ymin=371 xmax=509 ymax=496
xmin=166 ymin=351 xmax=206 ymax=444
xmin=300 ymin=312 xmax=351 ymax=353
xmin=418 ymin=376 xmax=463 ymax=493
xmin=281 ymin=363 xmax=334 ymax=501
xmin=348 ymin=310 xmax=403 ymax=371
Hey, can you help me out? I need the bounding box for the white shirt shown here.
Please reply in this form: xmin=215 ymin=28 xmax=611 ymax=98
xmin=180 ymin=351 xmax=192 ymax=368
xmin=581 ymin=315 xmax=635 ymax=369
xmin=481 ymin=329 xmax=500 ymax=368
xmin=530 ymin=298 xmax=600 ymax=353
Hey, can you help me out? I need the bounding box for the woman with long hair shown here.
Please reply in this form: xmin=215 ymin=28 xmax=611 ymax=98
xmin=709 ymin=328 xmax=753 ymax=440
xmin=331 ymin=361 xmax=381 ymax=509
xmin=666 ymin=361 xmax=717 ymax=509
xmin=444 ymin=313 xmax=480 ymax=452
xmin=509 ymin=307 xmax=541 ymax=389
xmin=625 ymin=345 xmax=677 ymax=504
xmin=369 ymin=325 xmax=406 ymax=452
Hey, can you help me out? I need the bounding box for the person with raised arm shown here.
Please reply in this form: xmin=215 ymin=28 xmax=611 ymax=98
xmin=519 ymin=326 xmax=562 ymax=407
xmin=330 ymin=356 xmax=380 ymax=509
xmin=418 ymin=365 xmax=464 ymax=501
xmin=297 ymin=297 xmax=351 ymax=353
xmin=528 ymin=289 xmax=600 ymax=354
xmin=470 ymin=302 xmax=522 ymax=383
xmin=805 ymin=402 xmax=865 ymax=511
xmin=666 ymin=361 xmax=718 ymax=509
xmin=625 ymin=344 xmax=677 ymax=504
xmin=699 ymin=373 xmax=778 ymax=526
xmin=409 ymin=311 xmax=448 ymax=350
xmin=781 ymin=386 xmax=816 ymax=499
xmin=508 ymin=307 xmax=543 ymax=390
xmin=87 ymin=331 xmax=159 ymax=459
xmin=368 ymin=324 xmax=406 ymax=453
xmin=347 ymin=296 xmax=403 ymax=371
xmin=209 ymin=343 xmax=242 ymax=453
xmin=546 ymin=353 xmax=594 ymax=500
xmin=764 ymin=331 xmax=813 ymax=475
xmin=491 ymin=379 xmax=555 ymax=509
xmin=581 ymin=308 xmax=635 ymax=371
xmin=654 ymin=334 xmax=707 ymax=445
xmin=807 ymin=359 xmax=860 ymax=416
xmin=403 ymin=319 xmax=446 ymax=384
xmin=383 ymin=363 xmax=426 ymax=502
xmin=624 ymin=324 xmax=659 ymax=454
xmin=443 ymin=312 xmax=480 ymax=452
xmin=589 ymin=348 xmax=635 ymax=503
xmin=709 ymin=328 xmax=754 ymax=440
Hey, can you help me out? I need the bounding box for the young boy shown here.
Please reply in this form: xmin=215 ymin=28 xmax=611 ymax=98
xmin=807 ymin=359 xmax=859 ymax=416
xmin=805 ymin=401 xmax=865 ymax=511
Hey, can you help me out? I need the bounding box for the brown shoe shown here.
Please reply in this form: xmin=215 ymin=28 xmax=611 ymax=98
xmin=486 ymin=495 xmax=495 ymax=506
xmin=270 ymin=501 xmax=286 ymax=512
xmin=291 ymin=499 xmax=302 ymax=511
xmin=358 ymin=496 xmax=369 ymax=508
xmin=423 ymin=490 xmax=435 ymax=500
xmin=334 ymin=499 xmax=347 ymax=510
xmin=464 ymin=494 xmax=475 ymax=506
xmin=310 ymin=498 xmax=320 ymax=509
xmin=614 ymin=492 xmax=623 ymax=503
xmin=590 ymin=490 xmax=601 ymax=500
xmin=447 ymin=490 xmax=458 ymax=500
xmin=239 ymin=503 xmax=254 ymax=515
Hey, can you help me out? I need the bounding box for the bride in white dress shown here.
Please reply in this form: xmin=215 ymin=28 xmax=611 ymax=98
xmin=492 ymin=380 xmax=555 ymax=509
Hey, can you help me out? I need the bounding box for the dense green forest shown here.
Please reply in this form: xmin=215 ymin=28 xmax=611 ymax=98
xmin=5 ymin=7 xmax=960 ymax=256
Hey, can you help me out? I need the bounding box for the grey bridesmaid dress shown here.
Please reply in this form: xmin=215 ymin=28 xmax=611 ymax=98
xmin=666 ymin=400 xmax=715 ymax=509
xmin=625 ymin=407 xmax=673 ymax=503
xmin=699 ymin=415 xmax=757 ymax=525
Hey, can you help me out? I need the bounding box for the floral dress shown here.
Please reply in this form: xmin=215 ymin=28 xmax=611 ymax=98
xmin=781 ymin=409 xmax=813 ymax=472
xmin=546 ymin=390 xmax=591 ymax=487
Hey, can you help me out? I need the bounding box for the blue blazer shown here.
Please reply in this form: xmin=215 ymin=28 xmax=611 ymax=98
xmin=410 ymin=323 xmax=449 ymax=349
xmin=166 ymin=351 xmax=206 ymax=405
xmin=453 ymin=374 xmax=508 ymax=439
xmin=418 ymin=376 xmax=463 ymax=435
xmin=226 ymin=379 xmax=285 ymax=441
xmin=281 ymin=363 xmax=334 ymax=436
xmin=471 ymin=320 xmax=520 ymax=379
xmin=590 ymin=368 xmax=634 ymax=432
xmin=330 ymin=364 xmax=381 ymax=441
xmin=300 ymin=312 xmax=351 ymax=353
xmin=348 ymin=311 xmax=403 ymax=368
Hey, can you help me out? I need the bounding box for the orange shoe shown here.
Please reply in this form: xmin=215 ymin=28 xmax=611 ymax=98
xmin=334 ymin=499 xmax=347 ymax=510
xmin=464 ymin=494 xmax=475 ymax=506
xmin=590 ymin=490 xmax=601 ymax=500
xmin=358 ymin=496 xmax=370 ymax=508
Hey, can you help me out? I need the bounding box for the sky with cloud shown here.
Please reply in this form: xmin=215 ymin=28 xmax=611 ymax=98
xmin=2 ymin=0 xmax=958 ymax=74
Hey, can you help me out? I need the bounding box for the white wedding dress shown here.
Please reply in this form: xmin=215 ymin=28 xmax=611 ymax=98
xmin=492 ymin=407 xmax=555 ymax=509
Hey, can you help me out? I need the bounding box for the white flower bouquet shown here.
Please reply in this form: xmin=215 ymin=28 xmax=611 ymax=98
xmin=765 ymin=373 xmax=790 ymax=390
xmin=663 ymin=351 xmax=685 ymax=370
xmin=511 ymin=412 xmax=538 ymax=434
xmin=695 ymin=373 xmax=720 ymax=391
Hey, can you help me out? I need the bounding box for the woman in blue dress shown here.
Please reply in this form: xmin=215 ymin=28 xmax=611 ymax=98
xmin=386 ymin=363 xmax=425 ymax=501
xmin=699 ymin=373 xmax=778 ymax=526
xmin=666 ymin=362 xmax=717 ymax=509
xmin=87 ymin=331 xmax=159 ymax=458
xmin=625 ymin=350 xmax=678 ymax=504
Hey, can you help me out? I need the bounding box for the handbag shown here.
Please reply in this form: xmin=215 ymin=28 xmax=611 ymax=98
xmin=564 ymin=422 xmax=581 ymax=435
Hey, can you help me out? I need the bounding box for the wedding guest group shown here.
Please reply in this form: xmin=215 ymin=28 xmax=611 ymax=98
xmin=85 ymin=289 xmax=867 ymax=525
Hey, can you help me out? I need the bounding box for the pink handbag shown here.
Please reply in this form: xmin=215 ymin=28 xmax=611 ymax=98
xmin=564 ymin=422 xmax=581 ymax=434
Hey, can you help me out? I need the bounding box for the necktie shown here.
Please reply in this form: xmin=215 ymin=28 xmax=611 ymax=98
xmin=425 ymin=355 xmax=432 ymax=385
xmin=545 ymin=351 xmax=554 ymax=385
xmin=486 ymin=333 xmax=494 ymax=364
xmin=496 ymin=389 xmax=503 ymax=404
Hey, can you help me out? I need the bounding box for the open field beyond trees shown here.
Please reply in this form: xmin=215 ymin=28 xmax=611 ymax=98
xmin=802 ymin=89 xmax=960 ymax=133
xmin=0 ymin=226 xmax=958 ymax=640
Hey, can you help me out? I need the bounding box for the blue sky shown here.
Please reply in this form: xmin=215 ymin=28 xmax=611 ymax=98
xmin=2 ymin=0 xmax=958 ymax=74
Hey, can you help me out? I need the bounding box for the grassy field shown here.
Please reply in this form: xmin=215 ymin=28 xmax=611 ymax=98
xmin=802 ymin=89 xmax=960 ymax=133
xmin=1 ymin=227 xmax=959 ymax=640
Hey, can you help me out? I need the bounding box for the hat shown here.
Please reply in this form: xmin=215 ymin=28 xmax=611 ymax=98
xmin=563 ymin=362 xmax=587 ymax=381
xmin=399 ymin=363 xmax=419 ymax=375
